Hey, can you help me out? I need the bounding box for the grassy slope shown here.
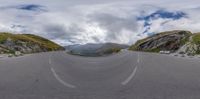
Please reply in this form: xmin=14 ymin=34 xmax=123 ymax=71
xmin=0 ymin=32 xmax=64 ymax=51
xmin=22 ymin=34 xmax=64 ymax=50
xmin=191 ymin=33 xmax=200 ymax=54
xmin=192 ymin=33 xmax=200 ymax=44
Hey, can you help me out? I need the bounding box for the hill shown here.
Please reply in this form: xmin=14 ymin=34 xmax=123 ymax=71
xmin=129 ymin=30 xmax=200 ymax=55
xmin=66 ymin=43 xmax=129 ymax=56
xmin=177 ymin=33 xmax=200 ymax=55
xmin=0 ymin=33 xmax=64 ymax=55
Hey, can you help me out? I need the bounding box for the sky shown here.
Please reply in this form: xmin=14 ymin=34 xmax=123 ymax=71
xmin=0 ymin=0 xmax=200 ymax=45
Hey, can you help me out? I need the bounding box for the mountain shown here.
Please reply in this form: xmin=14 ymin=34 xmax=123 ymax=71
xmin=66 ymin=43 xmax=129 ymax=56
xmin=129 ymin=30 xmax=200 ymax=55
xmin=177 ymin=33 xmax=200 ymax=55
xmin=0 ymin=33 xmax=64 ymax=55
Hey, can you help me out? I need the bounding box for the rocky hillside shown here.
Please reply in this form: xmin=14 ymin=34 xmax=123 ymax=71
xmin=129 ymin=30 xmax=194 ymax=54
xmin=177 ymin=33 xmax=200 ymax=55
xmin=66 ymin=43 xmax=129 ymax=56
xmin=0 ymin=33 xmax=64 ymax=54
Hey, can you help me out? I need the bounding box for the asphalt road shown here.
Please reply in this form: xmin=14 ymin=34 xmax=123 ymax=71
xmin=0 ymin=51 xmax=200 ymax=99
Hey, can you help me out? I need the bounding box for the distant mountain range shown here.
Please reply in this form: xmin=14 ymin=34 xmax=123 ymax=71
xmin=0 ymin=33 xmax=64 ymax=55
xmin=1 ymin=30 xmax=200 ymax=57
xmin=65 ymin=43 xmax=129 ymax=56
xmin=66 ymin=30 xmax=200 ymax=56
xmin=129 ymin=30 xmax=200 ymax=56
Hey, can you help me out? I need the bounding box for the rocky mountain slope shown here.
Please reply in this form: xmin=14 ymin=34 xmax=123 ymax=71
xmin=0 ymin=33 xmax=64 ymax=55
xmin=177 ymin=33 xmax=200 ymax=55
xmin=129 ymin=30 xmax=200 ymax=55
xmin=66 ymin=43 xmax=129 ymax=56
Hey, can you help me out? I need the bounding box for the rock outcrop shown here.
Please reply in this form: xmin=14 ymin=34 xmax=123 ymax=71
xmin=177 ymin=33 xmax=200 ymax=55
xmin=0 ymin=33 xmax=64 ymax=54
xmin=129 ymin=30 xmax=192 ymax=53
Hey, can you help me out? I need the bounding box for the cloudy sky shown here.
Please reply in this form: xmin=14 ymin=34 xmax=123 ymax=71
xmin=0 ymin=0 xmax=200 ymax=45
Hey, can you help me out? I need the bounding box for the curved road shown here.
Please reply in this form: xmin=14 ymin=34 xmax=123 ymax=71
xmin=0 ymin=51 xmax=200 ymax=99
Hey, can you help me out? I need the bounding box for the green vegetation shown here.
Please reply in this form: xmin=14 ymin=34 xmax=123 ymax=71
xmin=191 ymin=33 xmax=200 ymax=54
xmin=180 ymin=35 xmax=190 ymax=45
xmin=192 ymin=33 xmax=200 ymax=44
xmin=128 ymin=39 xmax=146 ymax=51
xmin=146 ymin=48 xmax=161 ymax=53
xmin=0 ymin=32 xmax=64 ymax=54
xmin=103 ymin=48 xmax=121 ymax=54
xmin=22 ymin=34 xmax=63 ymax=51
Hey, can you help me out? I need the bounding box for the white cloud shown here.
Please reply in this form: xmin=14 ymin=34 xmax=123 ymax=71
xmin=0 ymin=0 xmax=200 ymax=45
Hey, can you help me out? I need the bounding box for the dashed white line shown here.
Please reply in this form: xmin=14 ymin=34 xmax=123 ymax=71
xmin=137 ymin=53 xmax=140 ymax=63
xmin=49 ymin=56 xmax=76 ymax=88
xmin=121 ymin=53 xmax=140 ymax=85
xmin=50 ymin=67 xmax=76 ymax=88
xmin=121 ymin=66 xmax=138 ymax=85
xmin=49 ymin=58 xmax=52 ymax=64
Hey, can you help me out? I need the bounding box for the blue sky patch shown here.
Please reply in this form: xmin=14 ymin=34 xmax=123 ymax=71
xmin=17 ymin=4 xmax=46 ymax=12
xmin=137 ymin=10 xmax=187 ymax=21
xmin=137 ymin=10 xmax=187 ymax=34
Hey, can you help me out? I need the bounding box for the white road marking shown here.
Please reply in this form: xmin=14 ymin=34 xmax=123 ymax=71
xmin=137 ymin=53 xmax=140 ymax=63
xmin=48 ymin=55 xmax=52 ymax=64
xmin=49 ymin=55 xmax=76 ymax=88
xmin=50 ymin=67 xmax=76 ymax=88
xmin=121 ymin=66 xmax=138 ymax=85
xmin=121 ymin=53 xmax=140 ymax=85
xmin=49 ymin=58 xmax=52 ymax=64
